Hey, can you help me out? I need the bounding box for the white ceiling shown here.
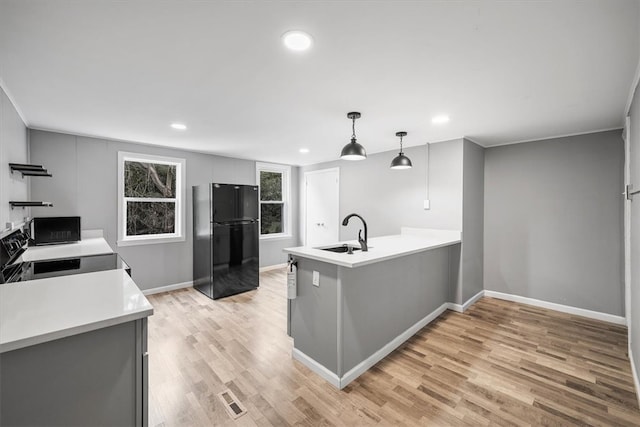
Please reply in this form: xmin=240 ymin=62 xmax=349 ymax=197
xmin=0 ymin=1 xmax=638 ymax=166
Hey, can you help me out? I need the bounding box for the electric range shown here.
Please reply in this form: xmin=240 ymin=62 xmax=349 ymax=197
xmin=0 ymin=227 xmax=130 ymax=284
xmin=1 ymin=253 xmax=131 ymax=284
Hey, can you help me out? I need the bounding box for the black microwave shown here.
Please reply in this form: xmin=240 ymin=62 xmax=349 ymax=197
xmin=32 ymin=216 xmax=81 ymax=246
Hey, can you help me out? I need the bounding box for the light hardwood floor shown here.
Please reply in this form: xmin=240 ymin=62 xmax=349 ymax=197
xmin=147 ymin=269 xmax=640 ymax=426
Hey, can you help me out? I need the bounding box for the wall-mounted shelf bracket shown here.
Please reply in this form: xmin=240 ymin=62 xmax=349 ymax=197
xmin=9 ymin=201 xmax=53 ymax=209
xmin=9 ymin=163 xmax=52 ymax=177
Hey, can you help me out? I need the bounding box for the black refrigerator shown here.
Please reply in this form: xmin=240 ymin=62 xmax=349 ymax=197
xmin=193 ymin=183 xmax=260 ymax=299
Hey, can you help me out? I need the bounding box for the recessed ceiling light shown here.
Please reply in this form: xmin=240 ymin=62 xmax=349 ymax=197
xmin=299 ymin=148 xmax=310 ymax=153
xmin=432 ymin=115 xmax=450 ymax=124
xmin=170 ymin=123 xmax=187 ymax=130
xmin=282 ymin=30 xmax=313 ymax=51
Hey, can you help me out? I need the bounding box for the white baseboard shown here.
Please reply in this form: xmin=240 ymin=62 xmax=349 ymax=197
xmin=292 ymin=303 xmax=450 ymax=389
xmin=259 ymin=263 xmax=287 ymax=273
xmin=142 ymin=280 xmax=193 ymax=296
xmin=339 ymin=302 xmax=449 ymax=388
xmin=292 ymin=290 xmax=629 ymax=391
xmin=292 ymin=348 xmax=341 ymax=388
xmin=484 ymin=290 xmax=626 ymax=325
xmin=630 ymin=348 xmax=640 ymax=409
xmin=448 ymin=289 xmax=484 ymax=313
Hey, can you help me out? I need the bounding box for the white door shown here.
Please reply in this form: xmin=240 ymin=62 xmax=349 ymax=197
xmin=304 ymin=168 xmax=339 ymax=247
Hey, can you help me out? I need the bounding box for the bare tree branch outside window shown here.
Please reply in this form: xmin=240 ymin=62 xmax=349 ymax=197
xmin=124 ymin=161 xmax=177 ymax=236
xmin=260 ymin=171 xmax=283 ymax=234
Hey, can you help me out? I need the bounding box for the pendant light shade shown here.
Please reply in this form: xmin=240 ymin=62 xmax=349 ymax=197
xmin=390 ymin=131 xmax=412 ymax=170
xmin=341 ymin=112 xmax=367 ymax=160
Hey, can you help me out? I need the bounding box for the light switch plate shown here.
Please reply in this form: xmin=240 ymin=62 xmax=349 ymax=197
xmin=423 ymin=199 xmax=430 ymax=210
xmin=312 ymin=271 xmax=320 ymax=287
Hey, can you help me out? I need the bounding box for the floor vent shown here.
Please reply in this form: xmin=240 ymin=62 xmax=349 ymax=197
xmin=218 ymin=389 xmax=247 ymax=420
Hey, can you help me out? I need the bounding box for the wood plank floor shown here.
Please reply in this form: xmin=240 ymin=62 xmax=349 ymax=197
xmin=147 ymin=268 xmax=640 ymax=426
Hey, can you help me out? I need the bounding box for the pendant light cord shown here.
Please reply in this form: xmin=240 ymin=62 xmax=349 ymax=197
xmin=399 ymin=134 xmax=404 ymax=154
xmin=352 ymin=117 xmax=357 ymax=140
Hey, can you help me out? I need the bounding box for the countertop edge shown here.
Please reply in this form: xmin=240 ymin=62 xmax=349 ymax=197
xmin=0 ymin=307 xmax=154 ymax=354
xmin=347 ymin=240 xmax=461 ymax=267
xmin=284 ymin=237 xmax=461 ymax=268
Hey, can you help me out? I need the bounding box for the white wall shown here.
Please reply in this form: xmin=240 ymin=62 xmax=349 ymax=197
xmin=484 ymin=130 xmax=624 ymax=316
xmin=0 ymin=85 xmax=29 ymax=233
xmin=299 ymin=139 xmax=464 ymax=242
xmin=29 ymin=129 xmax=298 ymax=290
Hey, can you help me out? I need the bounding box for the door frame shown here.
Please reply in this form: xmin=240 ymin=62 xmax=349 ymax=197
xmin=303 ymin=167 xmax=340 ymax=247
xmin=624 ymin=116 xmax=632 ymax=334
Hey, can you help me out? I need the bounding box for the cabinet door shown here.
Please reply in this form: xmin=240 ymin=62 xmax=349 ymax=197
xmin=0 ymin=320 xmax=143 ymax=426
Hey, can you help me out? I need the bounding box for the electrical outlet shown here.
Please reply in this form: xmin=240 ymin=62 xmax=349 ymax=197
xmin=312 ymin=271 xmax=320 ymax=287
xmin=423 ymin=199 xmax=430 ymax=210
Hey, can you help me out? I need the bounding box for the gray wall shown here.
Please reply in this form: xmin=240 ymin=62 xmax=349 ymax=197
xmin=0 ymin=86 xmax=29 ymax=232
xmin=484 ymin=130 xmax=624 ymax=316
xmin=29 ymin=129 xmax=298 ymax=290
xmin=628 ymin=82 xmax=640 ymax=386
xmin=461 ymin=138 xmax=485 ymax=303
xmin=299 ymin=139 xmax=463 ymax=242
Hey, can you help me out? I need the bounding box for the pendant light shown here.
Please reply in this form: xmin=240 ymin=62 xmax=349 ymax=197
xmin=340 ymin=112 xmax=367 ymax=160
xmin=390 ymin=131 xmax=412 ymax=170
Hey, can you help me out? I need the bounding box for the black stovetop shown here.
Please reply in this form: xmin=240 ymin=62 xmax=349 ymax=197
xmin=1 ymin=253 xmax=130 ymax=284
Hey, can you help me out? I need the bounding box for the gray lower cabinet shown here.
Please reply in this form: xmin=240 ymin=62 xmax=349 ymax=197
xmin=288 ymin=246 xmax=453 ymax=387
xmin=0 ymin=318 xmax=148 ymax=427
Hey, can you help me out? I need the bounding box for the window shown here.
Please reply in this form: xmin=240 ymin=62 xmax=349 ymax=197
xmin=256 ymin=162 xmax=291 ymax=239
xmin=117 ymin=152 xmax=186 ymax=246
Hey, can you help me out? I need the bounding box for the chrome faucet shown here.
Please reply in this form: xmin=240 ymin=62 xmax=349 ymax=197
xmin=342 ymin=213 xmax=368 ymax=252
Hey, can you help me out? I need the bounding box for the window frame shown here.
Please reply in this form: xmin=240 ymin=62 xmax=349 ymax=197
xmin=117 ymin=151 xmax=186 ymax=247
xmin=256 ymin=162 xmax=291 ymax=240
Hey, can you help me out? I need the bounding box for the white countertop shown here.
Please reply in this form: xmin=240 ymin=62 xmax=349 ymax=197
xmin=0 ymin=269 xmax=153 ymax=353
xmin=19 ymin=236 xmax=113 ymax=262
xmin=284 ymin=228 xmax=461 ymax=268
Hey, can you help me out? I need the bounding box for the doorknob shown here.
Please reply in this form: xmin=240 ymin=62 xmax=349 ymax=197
xmin=625 ymin=184 xmax=640 ymax=201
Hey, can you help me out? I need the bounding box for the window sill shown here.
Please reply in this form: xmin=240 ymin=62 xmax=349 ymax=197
xmin=259 ymin=233 xmax=293 ymax=242
xmin=117 ymin=235 xmax=185 ymax=247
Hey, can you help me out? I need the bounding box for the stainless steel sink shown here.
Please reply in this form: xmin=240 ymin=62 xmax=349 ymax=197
xmin=319 ymin=244 xmax=361 ymax=253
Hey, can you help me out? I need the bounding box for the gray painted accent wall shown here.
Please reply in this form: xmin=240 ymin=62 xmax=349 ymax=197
xmin=29 ymin=129 xmax=298 ymax=290
xmin=628 ymin=82 xmax=640 ymax=384
xmin=484 ymin=130 xmax=624 ymax=316
xmin=0 ymin=86 xmax=29 ymax=232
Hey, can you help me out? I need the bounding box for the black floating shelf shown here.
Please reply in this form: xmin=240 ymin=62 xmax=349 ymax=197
xmin=9 ymin=163 xmax=52 ymax=177
xmin=9 ymin=201 xmax=53 ymax=209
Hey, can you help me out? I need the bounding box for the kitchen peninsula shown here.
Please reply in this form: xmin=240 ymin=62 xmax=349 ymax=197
xmin=284 ymin=228 xmax=461 ymax=389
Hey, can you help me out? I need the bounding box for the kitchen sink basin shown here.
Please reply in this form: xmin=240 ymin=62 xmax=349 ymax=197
xmin=320 ymin=244 xmax=361 ymax=253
